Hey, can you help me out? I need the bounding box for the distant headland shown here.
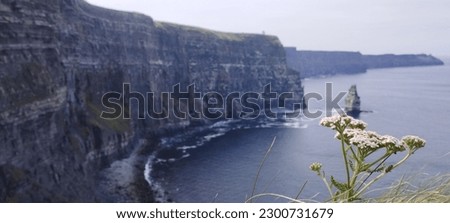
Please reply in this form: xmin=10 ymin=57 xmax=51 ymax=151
xmin=285 ymin=47 xmax=444 ymax=78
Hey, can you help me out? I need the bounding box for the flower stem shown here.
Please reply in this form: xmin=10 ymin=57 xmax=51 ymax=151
xmin=367 ymin=153 xmax=391 ymax=169
xmin=340 ymin=131 xmax=351 ymax=186
xmin=319 ymin=171 xmax=334 ymax=198
xmin=353 ymin=152 xmax=411 ymax=198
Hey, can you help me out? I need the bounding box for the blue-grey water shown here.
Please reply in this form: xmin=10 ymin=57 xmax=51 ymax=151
xmin=150 ymin=61 xmax=450 ymax=202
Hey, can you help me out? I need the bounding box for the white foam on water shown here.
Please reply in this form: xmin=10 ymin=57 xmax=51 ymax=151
xmin=144 ymin=155 xmax=168 ymax=202
xmin=176 ymin=145 xmax=198 ymax=150
xmin=204 ymin=132 xmax=225 ymax=141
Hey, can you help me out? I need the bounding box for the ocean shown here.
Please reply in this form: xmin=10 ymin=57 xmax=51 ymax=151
xmin=148 ymin=60 xmax=450 ymax=202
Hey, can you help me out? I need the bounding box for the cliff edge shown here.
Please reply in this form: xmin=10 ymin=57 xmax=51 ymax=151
xmin=285 ymin=47 xmax=444 ymax=78
xmin=0 ymin=0 xmax=303 ymax=202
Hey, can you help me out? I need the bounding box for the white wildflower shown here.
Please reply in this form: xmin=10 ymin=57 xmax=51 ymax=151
xmin=343 ymin=129 xmax=383 ymax=151
xmin=319 ymin=114 xmax=342 ymax=129
xmin=309 ymin=162 xmax=323 ymax=173
xmin=380 ymin=135 xmax=399 ymax=145
xmin=402 ymin=135 xmax=426 ymax=151
xmin=348 ymin=119 xmax=368 ymax=130
xmin=380 ymin=135 xmax=405 ymax=153
xmin=320 ymin=114 xmax=367 ymax=130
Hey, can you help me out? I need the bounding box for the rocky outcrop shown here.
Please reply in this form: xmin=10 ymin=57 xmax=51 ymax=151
xmin=285 ymin=47 xmax=444 ymax=78
xmin=0 ymin=0 xmax=302 ymax=202
xmin=345 ymin=85 xmax=361 ymax=116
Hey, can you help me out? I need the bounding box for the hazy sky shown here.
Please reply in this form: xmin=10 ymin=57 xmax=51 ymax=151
xmin=87 ymin=0 xmax=450 ymax=56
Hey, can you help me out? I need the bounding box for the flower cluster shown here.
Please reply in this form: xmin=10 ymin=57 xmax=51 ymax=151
xmin=310 ymin=114 xmax=426 ymax=202
xmin=320 ymin=114 xmax=367 ymax=131
xmin=309 ymin=162 xmax=323 ymax=173
xmin=341 ymin=129 xmax=384 ymax=152
xmin=402 ymin=135 xmax=426 ymax=152
xmin=321 ymin=114 xmax=425 ymax=154
xmin=380 ymin=135 xmax=406 ymax=153
xmin=319 ymin=115 xmax=345 ymax=129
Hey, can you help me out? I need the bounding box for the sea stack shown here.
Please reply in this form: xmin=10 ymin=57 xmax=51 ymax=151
xmin=345 ymin=85 xmax=361 ymax=116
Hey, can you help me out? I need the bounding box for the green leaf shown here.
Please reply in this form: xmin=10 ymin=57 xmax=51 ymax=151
xmin=385 ymin=165 xmax=393 ymax=173
xmin=331 ymin=176 xmax=348 ymax=192
xmin=349 ymin=160 xmax=355 ymax=171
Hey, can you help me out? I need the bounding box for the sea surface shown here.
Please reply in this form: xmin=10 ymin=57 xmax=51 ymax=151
xmin=149 ymin=60 xmax=450 ymax=202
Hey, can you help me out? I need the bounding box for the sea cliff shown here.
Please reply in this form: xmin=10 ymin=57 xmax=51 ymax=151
xmin=0 ymin=0 xmax=302 ymax=202
xmin=285 ymin=47 xmax=444 ymax=78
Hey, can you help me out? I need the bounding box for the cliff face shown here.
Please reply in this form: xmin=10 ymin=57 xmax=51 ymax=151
xmin=0 ymin=0 xmax=302 ymax=202
xmin=285 ymin=48 xmax=366 ymax=78
xmin=363 ymin=54 xmax=444 ymax=69
xmin=285 ymin=47 xmax=444 ymax=78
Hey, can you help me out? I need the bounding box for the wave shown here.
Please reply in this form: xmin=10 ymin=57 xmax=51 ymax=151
xmin=155 ymin=118 xmax=308 ymax=162
xmin=144 ymin=117 xmax=309 ymax=201
xmin=144 ymin=154 xmax=168 ymax=202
